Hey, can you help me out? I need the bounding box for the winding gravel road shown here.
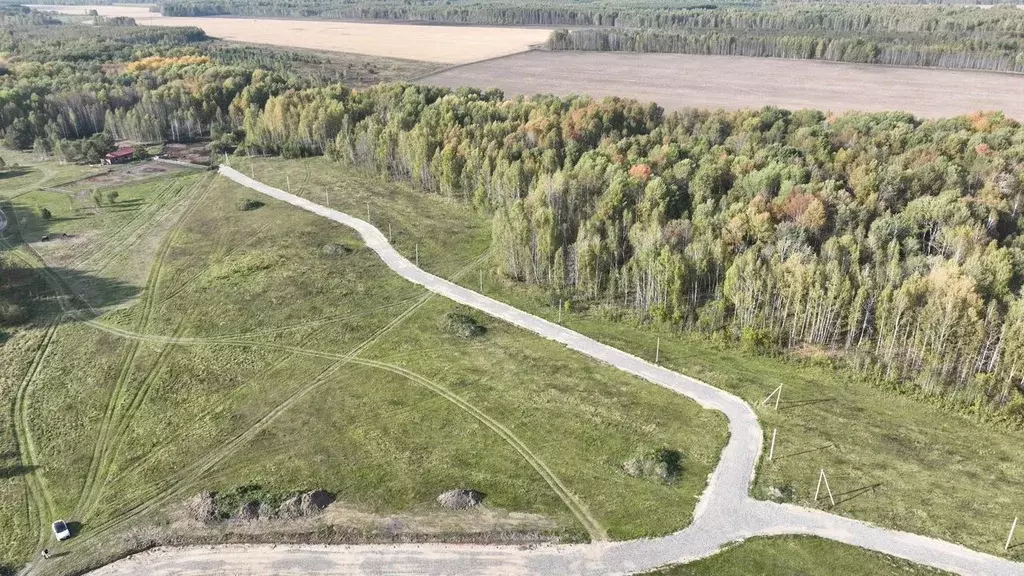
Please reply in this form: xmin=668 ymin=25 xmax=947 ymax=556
xmin=89 ymin=167 xmax=1024 ymax=575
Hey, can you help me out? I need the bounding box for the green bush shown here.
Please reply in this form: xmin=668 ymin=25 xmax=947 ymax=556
xmin=623 ymin=448 xmax=684 ymax=484
xmin=214 ymin=484 xmax=288 ymax=518
xmin=0 ymin=302 xmax=28 ymax=326
xmin=440 ymin=310 xmax=486 ymax=338
xmin=237 ymin=198 xmax=264 ymax=211
xmin=39 ymin=208 xmax=52 ymax=220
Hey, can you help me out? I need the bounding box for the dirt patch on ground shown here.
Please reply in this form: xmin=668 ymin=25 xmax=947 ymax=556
xmin=437 ymin=489 xmax=486 ymax=509
xmin=161 ymin=142 xmax=211 ymax=166
xmin=170 ymin=493 xmax=558 ymax=545
xmin=72 ymin=162 xmax=180 ymax=190
xmin=420 ymin=51 xmax=1024 ymax=120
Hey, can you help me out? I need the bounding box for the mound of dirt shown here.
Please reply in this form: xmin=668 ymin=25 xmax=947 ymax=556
xmin=302 ymin=489 xmax=334 ymax=512
xmin=235 ymin=501 xmax=269 ymax=522
xmin=277 ymin=490 xmax=335 ymax=519
xmin=437 ymin=489 xmax=486 ymax=510
xmin=186 ymin=492 xmax=218 ymax=523
xmin=277 ymin=495 xmax=304 ymax=519
xmin=322 ymin=243 xmax=353 ymax=256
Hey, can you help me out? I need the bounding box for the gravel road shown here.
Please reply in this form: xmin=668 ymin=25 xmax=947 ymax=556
xmin=88 ymin=167 xmax=1024 ymax=575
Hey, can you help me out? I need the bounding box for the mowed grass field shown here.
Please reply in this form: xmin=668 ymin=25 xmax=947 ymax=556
xmin=0 ymin=155 xmax=728 ymax=575
xmin=420 ymin=51 xmax=1024 ymax=120
xmin=28 ymin=5 xmax=551 ymax=64
xmin=237 ymin=156 xmax=1024 ymax=560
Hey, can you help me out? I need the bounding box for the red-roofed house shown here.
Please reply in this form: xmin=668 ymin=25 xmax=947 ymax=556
xmin=103 ymin=147 xmax=135 ymax=165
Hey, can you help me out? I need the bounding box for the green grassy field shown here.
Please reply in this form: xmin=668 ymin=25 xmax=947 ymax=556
xmin=0 ymin=154 xmax=729 ymax=575
xmin=233 ymin=156 xmax=1024 ymax=560
xmin=649 ymin=536 xmax=947 ymax=575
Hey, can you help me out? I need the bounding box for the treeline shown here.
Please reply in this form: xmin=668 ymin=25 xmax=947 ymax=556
xmin=24 ymin=0 xmax=1024 ymax=73
xmin=226 ymin=80 xmax=1024 ymax=416
xmin=240 ymin=88 xmax=1024 ymax=419
xmin=149 ymin=0 xmax=1024 ymax=32
xmin=6 ymin=11 xmax=1024 ymax=419
xmin=150 ymin=0 xmax=1024 ymax=73
xmin=0 ymin=13 xmax=354 ymax=160
xmin=548 ymin=28 xmax=1024 ymax=73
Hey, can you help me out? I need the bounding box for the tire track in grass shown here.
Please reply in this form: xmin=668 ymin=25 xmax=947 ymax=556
xmin=84 ymin=316 xmax=192 ymax=520
xmin=69 ymin=361 xmax=358 ymax=549
xmin=75 ymin=178 xmax=188 ymax=268
xmin=72 ymin=176 xmax=213 ymax=521
xmin=74 ymin=179 xmax=182 ymax=269
xmin=11 ymin=319 xmax=60 ymax=553
xmin=157 ymin=222 xmax=273 ymax=305
xmin=75 ymin=300 xmax=606 ymax=544
xmin=95 ymin=251 xmax=488 ymax=487
xmin=70 ymin=284 xmax=446 ymax=549
xmin=91 ymin=181 xmax=198 ymax=275
xmin=354 ymin=357 xmax=607 ymax=541
xmin=10 ymin=198 xmax=495 ymax=553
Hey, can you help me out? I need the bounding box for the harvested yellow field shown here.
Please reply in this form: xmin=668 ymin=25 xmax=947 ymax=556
xmin=27 ymin=5 xmax=551 ymax=64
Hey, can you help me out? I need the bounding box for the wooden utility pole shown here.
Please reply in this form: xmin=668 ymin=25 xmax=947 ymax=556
xmin=415 ymin=244 xmax=419 ymax=267
xmin=769 ymin=428 xmax=777 ymax=460
xmin=655 ymin=337 xmax=660 ymax=364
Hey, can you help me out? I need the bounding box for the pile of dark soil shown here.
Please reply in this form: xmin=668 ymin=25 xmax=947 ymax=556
xmin=277 ymin=489 xmax=335 ymax=519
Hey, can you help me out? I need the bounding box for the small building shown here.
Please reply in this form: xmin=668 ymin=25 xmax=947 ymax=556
xmin=102 ymin=147 xmax=135 ymax=165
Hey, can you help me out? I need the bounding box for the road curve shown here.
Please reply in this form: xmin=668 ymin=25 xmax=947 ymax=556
xmin=90 ymin=167 xmax=1024 ymax=576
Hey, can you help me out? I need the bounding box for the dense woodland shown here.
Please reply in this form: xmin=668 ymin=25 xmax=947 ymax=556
xmin=156 ymin=0 xmax=1024 ymax=72
xmin=19 ymin=0 xmax=1024 ymax=72
xmin=4 ymin=13 xmax=1024 ymax=420
xmin=547 ymin=25 xmax=1024 ymax=72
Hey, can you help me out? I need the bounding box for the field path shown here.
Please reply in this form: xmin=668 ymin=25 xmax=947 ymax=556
xmin=98 ymin=166 xmax=1024 ymax=576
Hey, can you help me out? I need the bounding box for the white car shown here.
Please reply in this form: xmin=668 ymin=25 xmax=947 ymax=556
xmin=52 ymin=520 xmax=71 ymax=541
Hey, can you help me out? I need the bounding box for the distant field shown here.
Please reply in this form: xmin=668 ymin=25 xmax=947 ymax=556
xmin=26 ymin=5 xmax=551 ymax=64
xmin=421 ymin=50 xmax=1024 ymax=119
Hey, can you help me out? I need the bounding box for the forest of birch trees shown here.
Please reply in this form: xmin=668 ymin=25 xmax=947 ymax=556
xmin=4 ymin=10 xmax=1024 ymax=418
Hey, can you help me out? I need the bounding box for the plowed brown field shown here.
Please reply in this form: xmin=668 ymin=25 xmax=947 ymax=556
xmin=421 ymin=51 xmax=1024 ymax=119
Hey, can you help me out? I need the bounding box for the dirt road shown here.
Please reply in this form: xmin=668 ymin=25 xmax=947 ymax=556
xmin=84 ymin=166 xmax=1024 ymax=575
